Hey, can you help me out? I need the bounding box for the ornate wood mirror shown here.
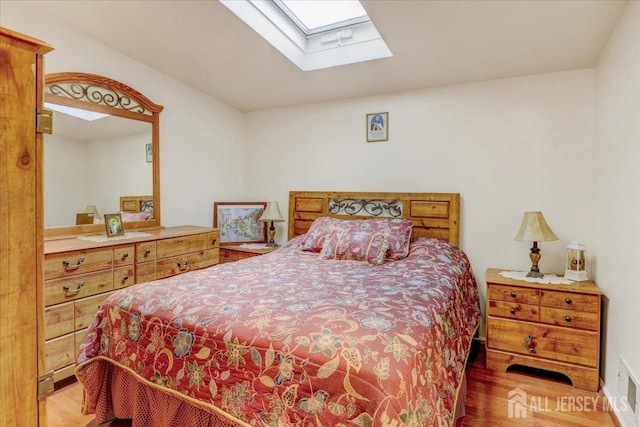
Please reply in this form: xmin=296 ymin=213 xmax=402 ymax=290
xmin=43 ymin=72 xmax=163 ymax=237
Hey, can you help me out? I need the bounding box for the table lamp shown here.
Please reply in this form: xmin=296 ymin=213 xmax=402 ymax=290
xmin=259 ymin=201 xmax=285 ymax=247
xmin=85 ymin=205 xmax=100 ymax=220
xmin=514 ymin=211 xmax=558 ymax=278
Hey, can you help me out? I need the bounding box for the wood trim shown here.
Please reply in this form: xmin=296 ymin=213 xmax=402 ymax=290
xmin=44 ymin=72 xmax=163 ymax=114
xmin=42 ymin=72 xmax=164 ymax=237
xmin=287 ymin=191 xmax=461 ymax=246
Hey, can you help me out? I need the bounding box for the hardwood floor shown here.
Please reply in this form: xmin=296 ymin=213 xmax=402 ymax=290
xmin=46 ymin=346 xmax=618 ymax=427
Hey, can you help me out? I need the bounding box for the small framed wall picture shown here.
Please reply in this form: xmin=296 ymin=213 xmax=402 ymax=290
xmin=104 ymin=213 xmax=125 ymax=237
xmin=366 ymin=112 xmax=389 ymax=142
xmin=146 ymin=143 xmax=153 ymax=163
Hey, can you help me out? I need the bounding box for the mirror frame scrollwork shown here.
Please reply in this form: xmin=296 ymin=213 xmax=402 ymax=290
xmin=43 ymin=72 xmax=164 ymax=238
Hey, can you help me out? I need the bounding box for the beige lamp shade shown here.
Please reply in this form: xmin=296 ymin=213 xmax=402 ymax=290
xmin=84 ymin=205 xmax=100 ymax=218
xmin=259 ymin=201 xmax=285 ymax=223
xmin=514 ymin=211 xmax=558 ymax=242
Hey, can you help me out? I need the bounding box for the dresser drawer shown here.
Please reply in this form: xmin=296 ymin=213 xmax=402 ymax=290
xmin=156 ymin=251 xmax=207 ymax=279
xmin=205 ymin=249 xmax=220 ymax=267
xmin=136 ymin=241 xmax=156 ymax=263
xmin=207 ymin=231 xmax=220 ymax=249
xmin=114 ymin=244 xmax=135 ymax=266
xmin=540 ymin=307 xmax=599 ymax=331
xmin=45 ymin=270 xmax=113 ymax=305
xmin=75 ymin=291 xmax=116 ymax=330
xmin=487 ymin=317 xmax=598 ymax=367
xmin=487 ymin=300 xmax=539 ymax=322
xmin=114 ymin=266 xmax=135 ymax=289
xmin=488 ymin=285 xmax=539 ymax=305
xmin=136 ymin=261 xmax=156 ymax=283
xmin=44 ymin=247 xmax=113 ymax=280
xmin=45 ymin=334 xmax=75 ymax=372
xmin=44 ymin=302 xmax=74 ymax=340
xmin=540 ymin=290 xmax=600 ymax=313
xmin=156 ymin=234 xmax=207 ymax=259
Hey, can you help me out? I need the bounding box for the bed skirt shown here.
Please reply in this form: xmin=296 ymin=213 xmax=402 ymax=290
xmin=79 ymin=360 xmax=469 ymax=427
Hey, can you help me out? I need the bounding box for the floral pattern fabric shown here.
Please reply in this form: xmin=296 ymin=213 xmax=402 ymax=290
xmin=76 ymin=236 xmax=480 ymax=427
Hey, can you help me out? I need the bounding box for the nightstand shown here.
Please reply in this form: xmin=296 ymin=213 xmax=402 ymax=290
xmin=485 ymin=268 xmax=603 ymax=391
xmin=219 ymin=245 xmax=278 ymax=264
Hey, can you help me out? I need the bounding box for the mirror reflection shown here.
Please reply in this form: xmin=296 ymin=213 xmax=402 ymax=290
xmin=44 ymin=106 xmax=153 ymax=228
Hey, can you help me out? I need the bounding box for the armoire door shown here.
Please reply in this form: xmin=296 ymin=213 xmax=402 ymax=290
xmin=0 ymin=27 xmax=52 ymax=427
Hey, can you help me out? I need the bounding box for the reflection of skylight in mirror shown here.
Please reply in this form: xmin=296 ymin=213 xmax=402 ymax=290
xmin=279 ymin=0 xmax=369 ymax=35
xmin=45 ymin=102 xmax=109 ymax=121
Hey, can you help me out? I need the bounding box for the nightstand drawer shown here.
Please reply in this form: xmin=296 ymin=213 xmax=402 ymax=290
xmin=488 ymin=285 xmax=539 ymax=305
xmin=540 ymin=307 xmax=599 ymax=331
xmin=220 ymin=248 xmax=240 ymax=263
xmin=540 ymin=290 xmax=599 ymax=313
xmin=207 ymin=231 xmax=220 ymax=249
xmin=488 ymin=300 xmax=539 ymax=322
xmin=488 ymin=317 xmax=598 ymax=367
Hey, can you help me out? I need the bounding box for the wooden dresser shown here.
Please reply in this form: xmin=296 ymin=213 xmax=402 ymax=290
xmin=219 ymin=245 xmax=278 ymax=264
xmin=43 ymin=226 xmax=219 ymax=382
xmin=485 ymin=268 xmax=603 ymax=391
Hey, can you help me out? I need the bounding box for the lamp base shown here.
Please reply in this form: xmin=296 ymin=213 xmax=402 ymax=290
xmin=266 ymin=222 xmax=278 ymax=248
xmin=526 ymin=269 xmax=544 ymax=279
xmin=527 ymin=242 xmax=544 ymax=278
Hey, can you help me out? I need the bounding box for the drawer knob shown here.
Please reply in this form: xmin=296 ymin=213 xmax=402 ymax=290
xmin=63 ymin=281 xmax=84 ymax=295
xmin=212 ymin=238 xmax=217 ymax=244
xmin=145 ymin=249 xmax=151 ymax=256
xmin=565 ymin=316 xmax=572 ymax=322
xmin=565 ymin=298 xmax=572 ymax=305
xmin=123 ymin=252 xmax=129 ymax=259
xmin=122 ymin=275 xmax=129 ymax=281
xmin=525 ymin=335 xmax=537 ymax=354
xmin=177 ymin=260 xmax=190 ymax=270
xmin=510 ymin=308 xmax=516 ymax=315
xmin=510 ymin=291 xmax=516 ymax=298
xmin=62 ymin=257 xmax=85 ymax=270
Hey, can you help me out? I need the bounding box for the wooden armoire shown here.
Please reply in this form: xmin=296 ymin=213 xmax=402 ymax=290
xmin=0 ymin=27 xmax=53 ymax=426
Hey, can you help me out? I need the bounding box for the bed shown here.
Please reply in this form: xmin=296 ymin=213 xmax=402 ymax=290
xmin=76 ymin=191 xmax=480 ymax=427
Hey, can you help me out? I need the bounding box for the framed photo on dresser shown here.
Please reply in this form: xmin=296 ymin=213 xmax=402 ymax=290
xmin=214 ymin=202 xmax=267 ymax=245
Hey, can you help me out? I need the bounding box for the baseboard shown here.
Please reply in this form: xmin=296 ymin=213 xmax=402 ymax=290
xmin=601 ymin=382 xmax=627 ymax=427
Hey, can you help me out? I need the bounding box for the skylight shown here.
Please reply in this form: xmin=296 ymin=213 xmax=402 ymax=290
xmin=274 ymin=0 xmax=370 ymax=36
xmin=45 ymin=102 xmax=109 ymax=121
xmin=220 ymin=0 xmax=392 ymax=71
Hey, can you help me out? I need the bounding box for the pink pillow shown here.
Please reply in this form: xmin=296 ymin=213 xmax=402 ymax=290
xmin=319 ymin=224 xmax=390 ymax=265
xmin=382 ymin=218 xmax=413 ymax=261
xmin=300 ymin=217 xmax=341 ymax=252
xmin=302 ymin=217 xmax=413 ymax=261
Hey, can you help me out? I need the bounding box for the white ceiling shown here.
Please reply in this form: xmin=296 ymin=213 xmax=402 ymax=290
xmin=23 ymin=0 xmax=628 ymax=113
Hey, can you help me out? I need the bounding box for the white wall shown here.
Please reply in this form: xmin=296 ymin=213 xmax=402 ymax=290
xmin=91 ymin=132 xmax=153 ymax=215
xmin=245 ymin=70 xmax=596 ymax=330
xmin=43 ymin=134 xmax=90 ymax=227
xmin=1 ymin=2 xmax=246 ymax=228
xmin=594 ymin=3 xmax=640 ymax=426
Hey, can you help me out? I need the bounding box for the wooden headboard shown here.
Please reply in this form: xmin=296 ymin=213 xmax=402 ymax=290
xmin=120 ymin=195 xmax=154 ymax=213
xmin=288 ymin=191 xmax=460 ymax=246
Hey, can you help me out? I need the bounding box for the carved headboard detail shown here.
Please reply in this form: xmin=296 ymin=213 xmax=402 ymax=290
xmin=288 ymin=191 xmax=460 ymax=246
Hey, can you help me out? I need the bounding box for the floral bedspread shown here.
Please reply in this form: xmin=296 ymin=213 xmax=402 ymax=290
xmin=76 ymin=236 xmax=480 ymax=426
